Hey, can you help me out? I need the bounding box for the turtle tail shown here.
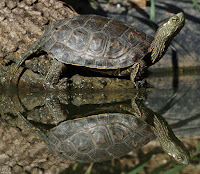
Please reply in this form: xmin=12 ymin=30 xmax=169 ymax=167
xmin=11 ymin=40 xmax=42 ymax=79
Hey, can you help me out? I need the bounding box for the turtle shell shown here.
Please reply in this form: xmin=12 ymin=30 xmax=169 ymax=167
xmin=45 ymin=113 xmax=155 ymax=163
xmin=41 ymin=15 xmax=154 ymax=69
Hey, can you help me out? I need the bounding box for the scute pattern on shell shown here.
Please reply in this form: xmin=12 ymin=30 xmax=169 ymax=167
xmin=46 ymin=113 xmax=155 ymax=163
xmin=40 ymin=15 xmax=154 ymax=69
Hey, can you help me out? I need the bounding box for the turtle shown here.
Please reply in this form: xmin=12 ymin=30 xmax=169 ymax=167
xmin=16 ymin=112 xmax=155 ymax=163
xmin=12 ymin=12 xmax=185 ymax=89
xmin=15 ymin=102 xmax=190 ymax=164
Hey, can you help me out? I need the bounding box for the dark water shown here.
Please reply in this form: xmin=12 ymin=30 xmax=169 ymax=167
xmin=0 ymin=68 xmax=200 ymax=174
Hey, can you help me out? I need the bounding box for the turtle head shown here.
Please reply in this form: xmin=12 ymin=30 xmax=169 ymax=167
xmin=150 ymin=12 xmax=185 ymax=64
xmin=166 ymin=140 xmax=190 ymax=165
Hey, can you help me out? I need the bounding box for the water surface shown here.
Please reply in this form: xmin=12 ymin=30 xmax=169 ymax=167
xmin=0 ymin=68 xmax=200 ymax=173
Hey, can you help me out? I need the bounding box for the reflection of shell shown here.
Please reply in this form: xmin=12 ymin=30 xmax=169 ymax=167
xmin=41 ymin=15 xmax=153 ymax=69
xmin=46 ymin=113 xmax=155 ymax=163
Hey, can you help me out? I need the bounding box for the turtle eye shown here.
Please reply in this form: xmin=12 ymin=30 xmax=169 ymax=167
xmin=172 ymin=17 xmax=179 ymax=23
xmin=177 ymin=156 xmax=184 ymax=161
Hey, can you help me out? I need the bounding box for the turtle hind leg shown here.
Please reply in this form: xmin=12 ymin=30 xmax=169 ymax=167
xmin=11 ymin=40 xmax=42 ymax=79
xmin=42 ymin=59 xmax=69 ymax=90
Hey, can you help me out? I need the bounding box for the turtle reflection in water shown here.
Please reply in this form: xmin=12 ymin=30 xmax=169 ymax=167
xmin=12 ymin=12 xmax=185 ymax=88
xmin=16 ymin=103 xmax=190 ymax=165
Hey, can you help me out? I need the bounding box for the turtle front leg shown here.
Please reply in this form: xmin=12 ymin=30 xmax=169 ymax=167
xmin=117 ymin=63 xmax=145 ymax=88
xmin=129 ymin=62 xmax=147 ymax=88
xmin=129 ymin=63 xmax=140 ymax=88
xmin=43 ymin=59 xmax=69 ymax=90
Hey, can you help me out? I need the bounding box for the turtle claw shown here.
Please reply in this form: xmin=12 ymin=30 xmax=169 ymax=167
xmin=134 ymin=79 xmax=147 ymax=89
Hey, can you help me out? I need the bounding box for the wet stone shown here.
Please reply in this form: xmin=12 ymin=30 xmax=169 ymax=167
xmin=6 ymin=0 xmax=17 ymax=10
xmin=24 ymin=0 xmax=38 ymax=6
xmin=0 ymin=153 xmax=9 ymax=163
xmin=0 ymin=0 xmax=6 ymax=9
xmin=13 ymin=164 xmax=23 ymax=173
xmin=70 ymin=74 xmax=135 ymax=90
xmin=31 ymin=168 xmax=43 ymax=174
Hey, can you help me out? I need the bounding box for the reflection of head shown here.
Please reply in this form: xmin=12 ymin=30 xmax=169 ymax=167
xmin=152 ymin=113 xmax=190 ymax=165
xmin=167 ymin=141 xmax=190 ymax=165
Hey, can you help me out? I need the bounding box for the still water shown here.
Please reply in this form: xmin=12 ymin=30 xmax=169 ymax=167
xmin=0 ymin=68 xmax=200 ymax=174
